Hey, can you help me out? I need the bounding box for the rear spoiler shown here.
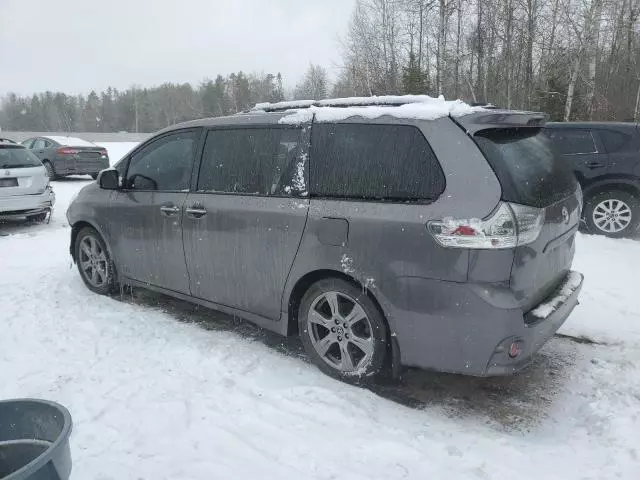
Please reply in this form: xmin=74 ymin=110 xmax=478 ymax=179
xmin=453 ymin=110 xmax=548 ymax=134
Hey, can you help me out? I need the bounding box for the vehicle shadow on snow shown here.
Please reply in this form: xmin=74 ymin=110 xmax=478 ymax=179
xmin=119 ymin=286 xmax=580 ymax=432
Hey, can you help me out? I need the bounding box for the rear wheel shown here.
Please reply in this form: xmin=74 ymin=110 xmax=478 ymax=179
xmin=584 ymin=190 xmax=639 ymax=238
xmin=74 ymin=227 xmax=117 ymax=295
xmin=27 ymin=212 xmax=47 ymax=222
xmin=298 ymin=278 xmax=387 ymax=382
xmin=43 ymin=161 xmax=56 ymax=180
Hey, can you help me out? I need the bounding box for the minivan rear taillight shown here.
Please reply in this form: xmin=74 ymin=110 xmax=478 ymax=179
xmin=428 ymin=202 xmax=544 ymax=249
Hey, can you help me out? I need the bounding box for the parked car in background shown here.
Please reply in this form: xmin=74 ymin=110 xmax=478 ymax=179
xmin=0 ymin=140 xmax=55 ymax=222
xmin=67 ymin=96 xmax=583 ymax=382
xmin=21 ymin=136 xmax=109 ymax=180
xmin=0 ymin=137 xmax=17 ymax=144
xmin=545 ymin=122 xmax=640 ymax=238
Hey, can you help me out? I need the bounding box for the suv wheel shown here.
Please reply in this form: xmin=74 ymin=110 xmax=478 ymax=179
xmin=585 ymin=190 xmax=639 ymax=238
xmin=75 ymin=227 xmax=117 ymax=294
xmin=298 ymin=278 xmax=387 ymax=381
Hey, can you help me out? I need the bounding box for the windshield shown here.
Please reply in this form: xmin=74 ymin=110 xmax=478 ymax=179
xmin=0 ymin=146 xmax=43 ymax=169
xmin=474 ymin=127 xmax=577 ymax=207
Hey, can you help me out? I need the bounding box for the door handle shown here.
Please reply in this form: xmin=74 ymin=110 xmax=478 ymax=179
xmin=185 ymin=207 xmax=207 ymax=218
xmin=586 ymin=161 xmax=605 ymax=169
xmin=160 ymin=205 xmax=180 ymax=216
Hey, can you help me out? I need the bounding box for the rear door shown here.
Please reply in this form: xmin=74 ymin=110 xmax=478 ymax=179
xmin=183 ymin=125 xmax=310 ymax=320
xmin=474 ymin=128 xmax=581 ymax=312
xmin=545 ymin=128 xmax=608 ymax=186
xmin=108 ymin=129 xmax=199 ymax=294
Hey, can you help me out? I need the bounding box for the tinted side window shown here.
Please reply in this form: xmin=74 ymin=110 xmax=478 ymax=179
xmin=599 ymin=129 xmax=631 ymax=153
xmin=32 ymin=138 xmax=46 ymax=149
xmin=197 ymin=128 xmax=304 ymax=196
xmin=310 ymin=124 xmax=445 ymax=202
xmin=21 ymin=139 xmax=33 ymax=148
xmin=125 ymin=130 xmax=196 ymax=191
xmin=545 ymin=129 xmax=597 ymax=154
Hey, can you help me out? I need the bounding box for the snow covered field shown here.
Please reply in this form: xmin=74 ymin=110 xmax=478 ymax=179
xmin=1 ymin=163 xmax=639 ymax=479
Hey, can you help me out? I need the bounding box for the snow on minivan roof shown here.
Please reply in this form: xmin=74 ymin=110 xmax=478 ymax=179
xmin=44 ymin=136 xmax=97 ymax=147
xmin=251 ymin=95 xmax=484 ymax=125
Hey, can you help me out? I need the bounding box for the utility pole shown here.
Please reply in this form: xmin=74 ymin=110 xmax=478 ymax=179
xmin=133 ymin=87 xmax=139 ymax=134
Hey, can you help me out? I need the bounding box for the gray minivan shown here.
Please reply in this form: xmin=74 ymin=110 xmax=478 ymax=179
xmin=66 ymin=96 xmax=584 ymax=381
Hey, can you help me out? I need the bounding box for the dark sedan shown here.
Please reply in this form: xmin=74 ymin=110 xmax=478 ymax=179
xmin=22 ymin=135 xmax=109 ymax=180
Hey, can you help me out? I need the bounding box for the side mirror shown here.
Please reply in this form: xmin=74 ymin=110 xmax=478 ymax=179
xmin=98 ymin=168 xmax=120 ymax=190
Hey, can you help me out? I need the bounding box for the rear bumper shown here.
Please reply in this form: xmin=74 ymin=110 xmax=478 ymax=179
xmin=53 ymin=158 xmax=109 ymax=175
xmin=382 ymin=271 xmax=583 ymax=376
xmin=0 ymin=187 xmax=55 ymax=218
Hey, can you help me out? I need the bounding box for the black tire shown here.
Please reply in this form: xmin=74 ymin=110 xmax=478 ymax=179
xmin=43 ymin=161 xmax=57 ymax=180
xmin=74 ymin=227 xmax=118 ymax=295
xmin=584 ymin=190 xmax=639 ymax=238
xmin=90 ymin=173 xmax=99 ymax=180
xmin=27 ymin=212 xmax=48 ymax=222
xmin=298 ymin=278 xmax=387 ymax=382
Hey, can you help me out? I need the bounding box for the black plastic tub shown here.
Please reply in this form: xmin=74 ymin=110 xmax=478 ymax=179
xmin=0 ymin=399 xmax=72 ymax=480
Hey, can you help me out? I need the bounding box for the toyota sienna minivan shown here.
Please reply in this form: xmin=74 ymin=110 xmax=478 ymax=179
xmin=66 ymin=96 xmax=584 ymax=381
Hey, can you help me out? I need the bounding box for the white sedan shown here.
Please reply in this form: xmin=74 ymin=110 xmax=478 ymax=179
xmin=0 ymin=140 xmax=55 ymax=222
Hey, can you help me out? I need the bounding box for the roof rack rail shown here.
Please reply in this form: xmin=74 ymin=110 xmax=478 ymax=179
xmin=251 ymin=95 xmax=450 ymax=113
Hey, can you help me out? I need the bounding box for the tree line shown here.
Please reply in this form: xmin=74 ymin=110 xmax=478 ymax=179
xmin=1 ymin=0 xmax=639 ymax=133
xmin=334 ymin=0 xmax=640 ymax=121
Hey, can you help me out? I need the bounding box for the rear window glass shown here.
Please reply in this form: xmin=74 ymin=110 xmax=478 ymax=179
xmin=599 ymin=129 xmax=631 ymax=153
xmin=544 ymin=129 xmax=596 ymax=154
xmin=0 ymin=146 xmax=43 ymax=169
xmin=310 ymin=123 xmax=445 ymax=202
xmin=474 ymin=128 xmax=577 ymax=207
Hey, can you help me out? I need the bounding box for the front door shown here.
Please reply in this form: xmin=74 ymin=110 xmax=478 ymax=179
xmin=183 ymin=125 xmax=310 ymax=320
xmin=108 ymin=129 xmax=200 ymax=294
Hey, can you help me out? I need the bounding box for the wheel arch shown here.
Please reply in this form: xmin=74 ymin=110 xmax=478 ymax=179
xmin=286 ymin=269 xmax=389 ymax=337
xmin=583 ymin=178 xmax=640 ymax=200
xmin=69 ymin=220 xmax=115 ymax=268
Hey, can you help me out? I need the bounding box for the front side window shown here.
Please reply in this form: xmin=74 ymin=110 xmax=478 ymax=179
xmin=197 ymin=127 xmax=304 ymax=196
xmin=545 ymin=129 xmax=597 ymax=155
xmin=125 ymin=130 xmax=196 ymax=191
xmin=21 ymin=138 xmax=34 ymax=148
xmin=310 ymin=123 xmax=445 ymax=202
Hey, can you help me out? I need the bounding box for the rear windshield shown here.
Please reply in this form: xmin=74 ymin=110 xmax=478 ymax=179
xmin=0 ymin=146 xmax=43 ymax=169
xmin=474 ymin=128 xmax=577 ymax=207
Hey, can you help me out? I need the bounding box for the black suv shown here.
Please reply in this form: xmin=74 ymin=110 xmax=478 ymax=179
xmin=545 ymin=122 xmax=640 ymax=237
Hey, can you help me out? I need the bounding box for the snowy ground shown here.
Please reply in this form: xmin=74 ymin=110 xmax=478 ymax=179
xmin=1 ymin=156 xmax=639 ymax=479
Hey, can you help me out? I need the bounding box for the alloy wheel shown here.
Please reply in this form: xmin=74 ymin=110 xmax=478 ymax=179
xmin=307 ymin=291 xmax=374 ymax=373
xmin=592 ymin=198 xmax=632 ymax=233
xmin=78 ymin=235 xmax=108 ymax=288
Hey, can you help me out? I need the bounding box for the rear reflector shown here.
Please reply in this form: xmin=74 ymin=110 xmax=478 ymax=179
xmin=428 ymin=202 xmax=544 ymax=249
xmin=508 ymin=341 xmax=522 ymax=358
xmin=56 ymin=147 xmax=79 ymax=155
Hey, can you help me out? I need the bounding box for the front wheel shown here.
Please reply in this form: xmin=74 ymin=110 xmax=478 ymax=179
xmin=74 ymin=227 xmax=117 ymax=295
xmin=584 ymin=190 xmax=639 ymax=238
xmin=298 ymin=278 xmax=388 ymax=382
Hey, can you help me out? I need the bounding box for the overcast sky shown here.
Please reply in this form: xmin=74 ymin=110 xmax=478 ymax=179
xmin=0 ymin=0 xmax=356 ymax=96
